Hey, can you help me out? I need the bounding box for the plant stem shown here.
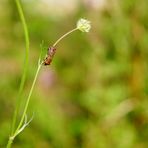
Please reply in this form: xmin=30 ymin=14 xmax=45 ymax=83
xmin=7 ymin=2 xmax=79 ymax=146
xmin=6 ymin=64 xmax=42 ymax=148
xmin=53 ymin=28 xmax=78 ymax=47
xmin=6 ymin=137 xmax=13 ymax=148
xmin=13 ymin=27 xmax=78 ymax=134
xmin=16 ymin=64 xmax=41 ymax=131
xmin=11 ymin=0 xmax=29 ymax=135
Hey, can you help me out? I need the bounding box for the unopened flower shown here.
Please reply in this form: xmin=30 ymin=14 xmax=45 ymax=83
xmin=77 ymin=18 xmax=91 ymax=32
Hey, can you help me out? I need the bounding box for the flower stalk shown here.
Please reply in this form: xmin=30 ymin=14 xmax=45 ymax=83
xmin=7 ymin=1 xmax=91 ymax=147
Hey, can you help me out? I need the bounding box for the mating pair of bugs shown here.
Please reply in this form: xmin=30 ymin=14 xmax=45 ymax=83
xmin=43 ymin=46 xmax=56 ymax=65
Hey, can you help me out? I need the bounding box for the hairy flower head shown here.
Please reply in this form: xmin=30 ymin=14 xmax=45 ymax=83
xmin=77 ymin=18 xmax=91 ymax=32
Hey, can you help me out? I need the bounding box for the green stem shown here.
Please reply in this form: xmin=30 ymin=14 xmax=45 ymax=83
xmin=11 ymin=0 xmax=29 ymax=135
xmin=7 ymin=3 xmax=79 ymax=146
xmin=15 ymin=64 xmax=42 ymax=132
xmin=6 ymin=64 xmax=42 ymax=148
xmin=53 ymin=28 xmax=78 ymax=47
xmin=6 ymin=138 xmax=13 ymax=148
xmin=13 ymin=27 xmax=78 ymax=134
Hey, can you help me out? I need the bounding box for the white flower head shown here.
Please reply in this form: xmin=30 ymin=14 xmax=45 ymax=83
xmin=77 ymin=18 xmax=91 ymax=32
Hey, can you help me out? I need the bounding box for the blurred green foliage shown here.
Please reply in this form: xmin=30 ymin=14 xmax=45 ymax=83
xmin=0 ymin=0 xmax=148 ymax=147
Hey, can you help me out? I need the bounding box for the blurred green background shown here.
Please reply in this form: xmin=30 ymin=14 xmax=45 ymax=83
xmin=0 ymin=0 xmax=148 ymax=147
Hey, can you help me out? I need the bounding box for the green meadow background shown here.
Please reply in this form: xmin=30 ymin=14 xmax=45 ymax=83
xmin=0 ymin=0 xmax=148 ymax=147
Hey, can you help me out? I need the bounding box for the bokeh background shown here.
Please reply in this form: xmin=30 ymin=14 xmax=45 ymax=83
xmin=0 ymin=0 xmax=148 ymax=147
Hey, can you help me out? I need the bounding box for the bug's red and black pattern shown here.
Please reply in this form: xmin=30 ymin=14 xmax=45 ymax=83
xmin=43 ymin=46 xmax=56 ymax=65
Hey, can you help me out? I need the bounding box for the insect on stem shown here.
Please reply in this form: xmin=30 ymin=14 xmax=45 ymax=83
xmin=43 ymin=46 xmax=56 ymax=65
xmin=42 ymin=28 xmax=78 ymax=66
